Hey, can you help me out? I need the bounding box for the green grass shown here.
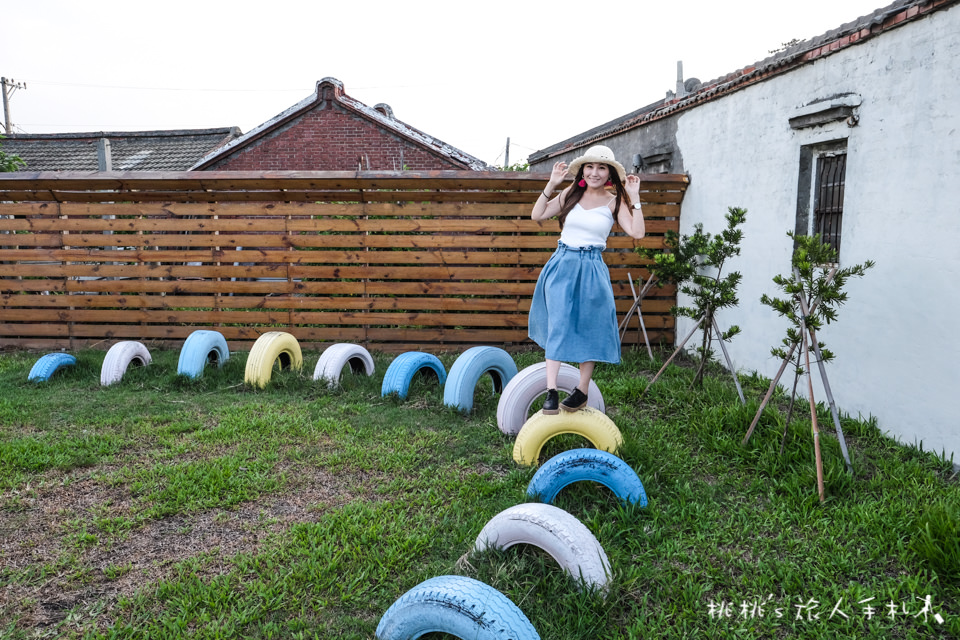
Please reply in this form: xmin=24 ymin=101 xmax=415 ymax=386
xmin=0 ymin=346 xmax=957 ymax=639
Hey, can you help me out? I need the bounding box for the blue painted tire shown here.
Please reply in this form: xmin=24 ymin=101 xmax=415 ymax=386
xmin=443 ymin=346 xmax=518 ymax=413
xmin=376 ymin=575 xmax=540 ymax=640
xmin=28 ymin=353 xmax=77 ymax=382
xmin=527 ymin=448 xmax=648 ymax=507
xmin=177 ymin=330 xmax=230 ymax=379
xmin=380 ymin=351 xmax=447 ymax=400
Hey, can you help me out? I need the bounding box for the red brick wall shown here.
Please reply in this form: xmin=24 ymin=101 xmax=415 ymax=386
xmin=205 ymin=103 xmax=467 ymax=171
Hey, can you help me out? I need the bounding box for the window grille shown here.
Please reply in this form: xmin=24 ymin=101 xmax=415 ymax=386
xmin=813 ymin=153 xmax=846 ymax=255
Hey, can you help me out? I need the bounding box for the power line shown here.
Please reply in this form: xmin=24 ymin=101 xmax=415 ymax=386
xmin=28 ymin=80 xmax=306 ymax=93
xmin=27 ymin=79 xmax=464 ymax=94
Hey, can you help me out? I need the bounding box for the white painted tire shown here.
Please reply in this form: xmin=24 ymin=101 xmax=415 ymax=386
xmin=312 ymin=343 xmax=375 ymax=387
xmin=513 ymin=407 xmax=623 ymax=467
xmin=474 ymin=503 xmax=611 ymax=592
xmin=443 ymin=346 xmax=518 ymax=413
xmin=243 ymin=331 xmax=303 ymax=389
xmin=100 ymin=341 xmax=152 ymax=386
xmin=376 ymin=575 xmax=540 ymax=640
xmin=496 ymin=362 xmax=605 ymax=436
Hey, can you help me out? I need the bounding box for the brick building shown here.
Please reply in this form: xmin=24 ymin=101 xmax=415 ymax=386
xmin=192 ymin=77 xmax=488 ymax=171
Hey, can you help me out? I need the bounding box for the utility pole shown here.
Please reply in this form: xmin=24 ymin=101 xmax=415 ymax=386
xmin=1 ymin=77 xmax=27 ymax=134
xmin=504 ymin=137 xmax=510 ymax=169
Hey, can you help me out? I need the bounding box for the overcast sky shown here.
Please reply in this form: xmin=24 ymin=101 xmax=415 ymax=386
xmin=3 ymin=0 xmax=889 ymax=166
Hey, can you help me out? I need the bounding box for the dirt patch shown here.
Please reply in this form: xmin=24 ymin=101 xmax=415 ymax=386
xmin=0 ymin=462 xmax=386 ymax=632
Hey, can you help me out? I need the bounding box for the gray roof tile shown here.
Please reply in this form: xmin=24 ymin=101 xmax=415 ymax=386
xmin=2 ymin=128 xmax=241 ymax=172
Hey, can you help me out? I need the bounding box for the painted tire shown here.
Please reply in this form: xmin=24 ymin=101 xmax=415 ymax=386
xmin=243 ymin=331 xmax=303 ymax=389
xmin=527 ymin=448 xmax=648 ymax=507
xmin=28 ymin=353 xmax=77 ymax=382
xmin=474 ymin=503 xmax=611 ymax=592
xmin=496 ymin=362 xmax=605 ymax=436
xmin=443 ymin=346 xmax=518 ymax=413
xmin=376 ymin=575 xmax=540 ymax=640
xmin=100 ymin=341 xmax=152 ymax=386
xmin=380 ymin=351 xmax=447 ymax=400
xmin=177 ymin=330 xmax=230 ymax=379
xmin=513 ymin=407 xmax=623 ymax=467
xmin=313 ymin=343 xmax=375 ymax=387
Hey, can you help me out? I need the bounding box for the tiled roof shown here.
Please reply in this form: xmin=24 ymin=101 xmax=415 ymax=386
xmin=530 ymin=0 xmax=956 ymax=162
xmin=191 ymin=78 xmax=490 ymax=171
xmin=2 ymin=128 xmax=242 ymax=172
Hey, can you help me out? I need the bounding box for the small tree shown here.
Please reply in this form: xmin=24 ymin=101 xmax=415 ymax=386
xmin=762 ymin=232 xmax=873 ymax=370
xmin=0 ymin=135 xmax=26 ymax=172
xmin=746 ymin=231 xmax=874 ymax=498
xmin=639 ymin=206 xmax=747 ymax=390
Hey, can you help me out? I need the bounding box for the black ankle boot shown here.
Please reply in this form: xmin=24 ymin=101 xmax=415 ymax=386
xmin=560 ymin=388 xmax=588 ymax=412
xmin=542 ymin=389 xmax=559 ymax=415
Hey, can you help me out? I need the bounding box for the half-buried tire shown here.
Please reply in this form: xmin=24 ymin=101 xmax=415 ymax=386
xmin=177 ymin=330 xmax=230 ymax=379
xmin=513 ymin=407 xmax=622 ymax=466
xmin=243 ymin=331 xmax=303 ymax=389
xmin=443 ymin=346 xmax=518 ymax=413
xmin=375 ymin=575 xmax=540 ymax=640
xmin=100 ymin=341 xmax=152 ymax=386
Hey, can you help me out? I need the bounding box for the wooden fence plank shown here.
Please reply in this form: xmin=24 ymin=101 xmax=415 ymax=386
xmin=0 ymin=172 xmax=687 ymax=352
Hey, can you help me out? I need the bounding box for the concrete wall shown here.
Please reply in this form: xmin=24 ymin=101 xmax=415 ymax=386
xmin=673 ymin=5 xmax=960 ymax=458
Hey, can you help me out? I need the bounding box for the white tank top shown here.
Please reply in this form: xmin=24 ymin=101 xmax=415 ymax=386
xmin=559 ymin=200 xmax=615 ymax=248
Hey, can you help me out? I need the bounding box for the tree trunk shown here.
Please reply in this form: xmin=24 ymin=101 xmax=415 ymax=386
xmin=692 ymin=307 xmax=713 ymax=387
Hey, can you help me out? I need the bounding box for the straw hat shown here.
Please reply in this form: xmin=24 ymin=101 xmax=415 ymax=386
xmin=566 ymin=145 xmax=627 ymax=183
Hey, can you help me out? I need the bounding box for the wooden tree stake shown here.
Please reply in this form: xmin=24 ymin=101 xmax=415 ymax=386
xmin=802 ymin=320 xmax=826 ymax=502
xmin=619 ymin=273 xmax=656 ymax=359
xmin=795 ymin=274 xmax=854 ymax=475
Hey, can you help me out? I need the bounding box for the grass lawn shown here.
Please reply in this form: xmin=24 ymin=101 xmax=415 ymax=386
xmin=0 ymin=345 xmax=958 ymax=639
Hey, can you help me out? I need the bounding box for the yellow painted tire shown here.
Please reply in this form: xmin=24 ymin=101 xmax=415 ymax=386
xmin=244 ymin=331 xmax=303 ymax=389
xmin=513 ymin=407 xmax=623 ymax=467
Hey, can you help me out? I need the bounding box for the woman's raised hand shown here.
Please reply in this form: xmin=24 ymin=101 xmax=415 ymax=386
xmin=549 ymin=161 xmax=569 ymax=188
xmin=625 ymin=173 xmax=642 ymax=199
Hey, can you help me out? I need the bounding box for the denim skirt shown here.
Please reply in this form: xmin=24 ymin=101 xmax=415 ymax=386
xmin=528 ymin=241 xmax=621 ymax=364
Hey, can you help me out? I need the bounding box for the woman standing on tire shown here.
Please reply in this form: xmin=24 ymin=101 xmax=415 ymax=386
xmin=529 ymin=145 xmax=645 ymax=414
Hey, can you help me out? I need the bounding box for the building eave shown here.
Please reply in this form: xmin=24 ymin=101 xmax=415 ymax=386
xmin=529 ymin=0 xmax=958 ymax=164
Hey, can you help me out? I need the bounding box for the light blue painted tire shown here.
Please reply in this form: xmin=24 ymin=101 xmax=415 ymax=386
xmin=376 ymin=575 xmax=540 ymax=640
xmin=380 ymin=351 xmax=447 ymax=400
xmin=443 ymin=346 xmax=518 ymax=413
xmin=527 ymin=448 xmax=648 ymax=507
xmin=28 ymin=353 xmax=77 ymax=382
xmin=177 ymin=330 xmax=230 ymax=379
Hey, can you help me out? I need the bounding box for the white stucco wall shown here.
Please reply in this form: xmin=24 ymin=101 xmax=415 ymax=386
xmin=673 ymin=6 xmax=960 ymax=458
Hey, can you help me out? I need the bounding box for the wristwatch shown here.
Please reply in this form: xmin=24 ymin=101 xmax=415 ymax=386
xmin=632 ymin=203 xmax=643 ymax=210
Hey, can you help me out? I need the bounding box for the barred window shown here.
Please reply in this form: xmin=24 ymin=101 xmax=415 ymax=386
xmin=814 ymin=153 xmax=846 ymax=255
xmin=795 ymin=139 xmax=847 ymax=262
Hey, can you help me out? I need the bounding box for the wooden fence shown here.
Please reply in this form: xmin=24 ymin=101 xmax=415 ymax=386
xmin=0 ymin=171 xmax=686 ymax=354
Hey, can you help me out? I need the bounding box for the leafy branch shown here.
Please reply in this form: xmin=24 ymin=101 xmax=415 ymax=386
xmin=639 ymin=206 xmax=747 ymax=390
